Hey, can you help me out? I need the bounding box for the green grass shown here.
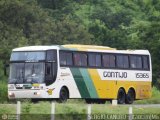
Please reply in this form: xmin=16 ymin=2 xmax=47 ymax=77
xmin=1 ymin=102 xmax=160 ymax=115
xmin=133 ymin=107 xmax=160 ymax=114
xmin=1 ymin=101 xmax=160 ymax=120
xmin=0 ymin=79 xmax=8 ymax=103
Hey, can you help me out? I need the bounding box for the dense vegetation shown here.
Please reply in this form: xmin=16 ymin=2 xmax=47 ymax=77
xmin=0 ymin=0 xmax=160 ymax=88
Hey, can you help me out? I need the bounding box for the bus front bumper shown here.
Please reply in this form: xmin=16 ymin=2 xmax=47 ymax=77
xmin=8 ymin=89 xmax=58 ymax=99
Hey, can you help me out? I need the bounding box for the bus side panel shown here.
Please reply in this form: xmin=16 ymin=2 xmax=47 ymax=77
xmin=136 ymin=82 xmax=152 ymax=99
xmin=88 ymin=69 xmax=152 ymax=100
xmin=88 ymin=69 xmax=117 ymax=99
xmin=70 ymin=68 xmax=99 ymax=98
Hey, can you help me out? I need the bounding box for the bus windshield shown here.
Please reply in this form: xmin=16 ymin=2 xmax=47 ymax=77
xmin=9 ymin=63 xmax=45 ymax=84
xmin=10 ymin=51 xmax=45 ymax=61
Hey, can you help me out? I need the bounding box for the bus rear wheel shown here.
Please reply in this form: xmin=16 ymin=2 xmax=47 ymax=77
xmin=117 ymin=88 xmax=126 ymax=104
xmin=58 ymin=87 xmax=69 ymax=103
xmin=125 ymin=89 xmax=135 ymax=104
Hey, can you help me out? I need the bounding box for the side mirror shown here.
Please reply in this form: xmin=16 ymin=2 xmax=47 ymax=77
xmin=4 ymin=64 xmax=9 ymax=76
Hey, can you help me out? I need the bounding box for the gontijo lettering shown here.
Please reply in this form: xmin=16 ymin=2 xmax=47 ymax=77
xmin=103 ymin=71 xmax=127 ymax=78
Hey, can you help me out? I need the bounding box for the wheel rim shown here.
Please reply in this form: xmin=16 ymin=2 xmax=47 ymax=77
xmin=127 ymin=90 xmax=135 ymax=103
xmin=118 ymin=90 xmax=125 ymax=104
xmin=60 ymin=88 xmax=68 ymax=102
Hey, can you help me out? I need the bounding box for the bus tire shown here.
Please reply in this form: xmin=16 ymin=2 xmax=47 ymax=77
xmin=85 ymin=99 xmax=92 ymax=104
xmin=85 ymin=99 xmax=106 ymax=104
xmin=117 ymin=88 xmax=126 ymax=104
xmin=58 ymin=87 xmax=69 ymax=103
xmin=31 ymin=99 xmax=39 ymax=103
xmin=125 ymin=89 xmax=135 ymax=104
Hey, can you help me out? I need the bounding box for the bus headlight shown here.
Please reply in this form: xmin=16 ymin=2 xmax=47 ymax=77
xmin=34 ymin=92 xmax=41 ymax=96
xmin=8 ymin=92 xmax=15 ymax=98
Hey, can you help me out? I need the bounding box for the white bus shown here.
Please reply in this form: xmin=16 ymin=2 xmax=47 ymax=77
xmin=8 ymin=44 xmax=152 ymax=104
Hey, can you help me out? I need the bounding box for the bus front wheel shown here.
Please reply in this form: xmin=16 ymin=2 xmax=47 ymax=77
xmin=117 ymin=88 xmax=126 ymax=104
xmin=58 ymin=87 xmax=69 ymax=103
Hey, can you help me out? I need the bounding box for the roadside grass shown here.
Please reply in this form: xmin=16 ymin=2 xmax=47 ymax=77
xmin=134 ymin=86 xmax=160 ymax=104
xmin=0 ymin=79 xmax=8 ymax=103
xmin=1 ymin=102 xmax=160 ymax=115
xmin=0 ymin=104 xmax=16 ymax=114
xmin=133 ymin=107 xmax=160 ymax=114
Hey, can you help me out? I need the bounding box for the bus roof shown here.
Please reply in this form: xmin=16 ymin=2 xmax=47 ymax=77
xmin=62 ymin=44 xmax=116 ymax=50
xmin=12 ymin=45 xmax=59 ymax=51
xmin=12 ymin=45 xmax=150 ymax=55
xmin=61 ymin=44 xmax=150 ymax=55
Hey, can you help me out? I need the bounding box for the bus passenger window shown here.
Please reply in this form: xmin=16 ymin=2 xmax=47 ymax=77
xmin=130 ymin=55 xmax=142 ymax=69
xmin=116 ymin=55 xmax=124 ymax=68
xmin=95 ymin=54 xmax=101 ymax=67
xmin=143 ymin=56 xmax=149 ymax=70
xmin=66 ymin=53 xmax=73 ymax=66
xmin=74 ymin=53 xmax=81 ymax=66
xmin=74 ymin=53 xmax=87 ymax=67
xmin=102 ymin=54 xmax=110 ymax=67
xmin=60 ymin=51 xmax=73 ymax=66
xmin=60 ymin=52 xmax=66 ymax=65
xmin=103 ymin=54 xmax=115 ymax=68
xmin=88 ymin=54 xmax=101 ymax=67
xmin=116 ymin=55 xmax=129 ymax=68
xmin=143 ymin=56 xmax=149 ymax=69
xmin=136 ymin=56 xmax=142 ymax=69
xmin=130 ymin=56 xmax=136 ymax=68
xmin=109 ymin=55 xmax=115 ymax=68
xmin=123 ymin=56 xmax=129 ymax=68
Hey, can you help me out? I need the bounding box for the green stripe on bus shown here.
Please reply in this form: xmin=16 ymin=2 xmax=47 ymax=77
xmin=79 ymin=68 xmax=99 ymax=98
xmin=70 ymin=68 xmax=90 ymax=98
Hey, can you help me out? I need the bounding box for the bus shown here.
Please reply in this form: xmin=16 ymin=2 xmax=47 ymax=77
xmin=8 ymin=44 xmax=152 ymax=104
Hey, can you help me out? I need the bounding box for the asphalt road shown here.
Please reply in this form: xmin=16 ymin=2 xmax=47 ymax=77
xmin=119 ymin=104 xmax=160 ymax=108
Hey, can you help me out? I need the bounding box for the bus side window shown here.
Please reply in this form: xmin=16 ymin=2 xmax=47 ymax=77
xmin=60 ymin=52 xmax=66 ymax=65
xmin=88 ymin=53 xmax=101 ymax=67
xmin=123 ymin=55 xmax=129 ymax=68
xmin=136 ymin=56 xmax=142 ymax=69
xmin=73 ymin=53 xmax=87 ymax=67
xmin=130 ymin=56 xmax=136 ymax=69
xmin=130 ymin=55 xmax=142 ymax=69
xmin=143 ymin=56 xmax=149 ymax=70
xmin=102 ymin=54 xmax=110 ymax=68
xmin=110 ymin=55 xmax=116 ymax=68
xmin=116 ymin=55 xmax=124 ymax=68
xmin=60 ymin=51 xmax=73 ymax=66
xmin=103 ymin=54 xmax=115 ymax=68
